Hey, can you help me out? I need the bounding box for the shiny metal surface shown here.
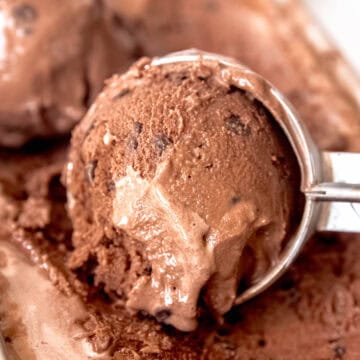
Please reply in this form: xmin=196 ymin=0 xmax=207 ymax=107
xmin=314 ymin=152 xmax=360 ymax=232
xmin=153 ymin=49 xmax=360 ymax=305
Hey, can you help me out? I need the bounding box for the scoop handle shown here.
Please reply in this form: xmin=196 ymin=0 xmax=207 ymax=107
xmin=306 ymin=152 xmax=360 ymax=232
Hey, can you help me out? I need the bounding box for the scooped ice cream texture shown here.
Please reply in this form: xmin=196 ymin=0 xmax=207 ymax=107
xmin=0 ymin=0 xmax=122 ymax=147
xmin=65 ymin=56 xmax=301 ymax=331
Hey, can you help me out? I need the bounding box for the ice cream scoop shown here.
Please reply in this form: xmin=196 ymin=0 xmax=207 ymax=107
xmin=158 ymin=51 xmax=360 ymax=308
xmin=165 ymin=51 xmax=360 ymax=306
xmin=65 ymin=49 xmax=360 ymax=331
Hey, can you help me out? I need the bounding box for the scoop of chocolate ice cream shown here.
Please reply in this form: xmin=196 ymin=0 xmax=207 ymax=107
xmin=65 ymin=55 xmax=301 ymax=331
xmin=0 ymin=0 xmax=121 ymax=147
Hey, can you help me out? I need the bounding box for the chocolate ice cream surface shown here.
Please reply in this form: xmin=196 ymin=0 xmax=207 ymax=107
xmin=0 ymin=0 xmax=123 ymax=148
xmin=65 ymin=56 xmax=301 ymax=331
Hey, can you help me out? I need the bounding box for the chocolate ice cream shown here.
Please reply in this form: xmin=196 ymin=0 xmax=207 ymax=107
xmin=1 ymin=0 xmax=360 ymax=358
xmin=65 ymin=55 xmax=301 ymax=330
xmin=0 ymin=0 xmax=121 ymax=147
xmin=107 ymin=0 xmax=360 ymax=152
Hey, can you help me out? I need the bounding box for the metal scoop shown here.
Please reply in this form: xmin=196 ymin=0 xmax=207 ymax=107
xmin=153 ymin=49 xmax=360 ymax=305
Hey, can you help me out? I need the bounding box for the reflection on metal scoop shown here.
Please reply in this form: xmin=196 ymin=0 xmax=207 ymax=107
xmin=153 ymin=49 xmax=360 ymax=305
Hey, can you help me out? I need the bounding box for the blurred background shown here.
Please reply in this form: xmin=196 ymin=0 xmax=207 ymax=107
xmin=305 ymin=0 xmax=360 ymax=72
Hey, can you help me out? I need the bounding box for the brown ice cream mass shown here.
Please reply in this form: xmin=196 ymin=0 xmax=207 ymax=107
xmin=0 ymin=0 xmax=121 ymax=147
xmin=1 ymin=0 xmax=360 ymax=358
xmin=66 ymin=57 xmax=301 ymax=331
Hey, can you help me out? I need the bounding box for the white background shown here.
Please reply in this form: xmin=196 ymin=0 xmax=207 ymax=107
xmin=304 ymin=0 xmax=360 ymax=73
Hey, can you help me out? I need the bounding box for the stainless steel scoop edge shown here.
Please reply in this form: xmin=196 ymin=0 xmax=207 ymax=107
xmin=153 ymin=49 xmax=360 ymax=305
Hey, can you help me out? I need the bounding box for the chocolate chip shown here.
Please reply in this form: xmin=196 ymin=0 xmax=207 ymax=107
xmin=334 ymin=345 xmax=346 ymax=358
xmin=224 ymin=114 xmax=250 ymax=136
xmin=165 ymin=71 xmax=189 ymax=85
xmin=106 ymin=181 xmax=115 ymax=193
xmin=217 ymin=326 xmax=231 ymax=336
xmin=155 ymin=309 xmax=172 ymax=322
xmin=154 ymin=134 xmax=173 ymax=155
xmin=85 ymin=160 xmax=98 ymax=185
xmin=12 ymin=3 xmax=37 ymax=23
xmin=224 ymin=304 xmax=243 ymax=325
xmin=227 ymin=85 xmax=239 ymax=94
xmin=197 ymin=75 xmax=209 ymax=81
xmin=112 ymin=14 xmax=124 ymax=28
xmin=138 ymin=310 xmax=149 ymax=319
xmin=258 ymin=339 xmax=266 ymax=347
xmin=134 ymin=121 xmax=143 ymax=134
xmin=231 ymin=196 xmax=241 ymax=205
xmin=129 ymin=137 xmax=138 ymax=150
xmin=143 ymin=266 xmax=152 ymax=275
xmin=112 ymin=89 xmax=131 ymax=100
xmin=279 ymin=276 xmax=296 ymax=291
